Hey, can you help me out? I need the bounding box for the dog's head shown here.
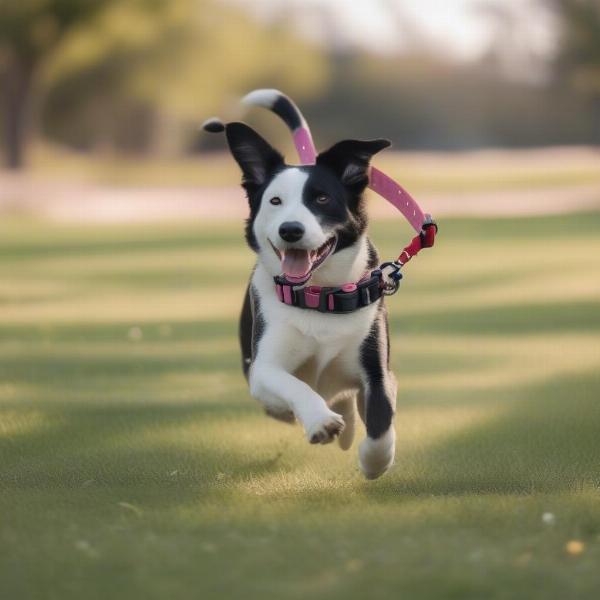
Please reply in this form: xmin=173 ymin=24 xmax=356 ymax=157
xmin=224 ymin=122 xmax=390 ymax=283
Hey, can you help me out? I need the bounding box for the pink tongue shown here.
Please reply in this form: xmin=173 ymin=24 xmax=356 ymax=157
xmin=281 ymin=249 xmax=312 ymax=278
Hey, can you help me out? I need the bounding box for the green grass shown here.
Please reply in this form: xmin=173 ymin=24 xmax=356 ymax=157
xmin=1 ymin=212 xmax=600 ymax=599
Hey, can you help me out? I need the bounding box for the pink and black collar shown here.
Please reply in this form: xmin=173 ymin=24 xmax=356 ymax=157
xmin=274 ymin=270 xmax=385 ymax=314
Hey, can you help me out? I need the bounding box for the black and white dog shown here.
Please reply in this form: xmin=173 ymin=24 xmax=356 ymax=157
xmin=206 ymin=91 xmax=397 ymax=479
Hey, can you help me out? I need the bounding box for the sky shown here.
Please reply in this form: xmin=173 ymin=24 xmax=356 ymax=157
xmin=233 ymin=0 xmax=556 ymax=64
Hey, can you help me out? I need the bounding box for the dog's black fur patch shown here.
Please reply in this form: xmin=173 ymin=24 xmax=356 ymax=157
xmin=360 ymin=305 xmax=394 ymax=438
xmin=222 ymin=122 xmax=389 ymax=257
xmin=239 ymin=283 xmax=265 ymax=379
xmin=223 ymin=123 xmax=285 ymax=251
xmin=298 ymin=165 xmax=365 ymax=254
xmin=239 ymin=285 xmax=253 ymax=378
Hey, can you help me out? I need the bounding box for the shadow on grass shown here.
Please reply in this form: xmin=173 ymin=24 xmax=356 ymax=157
xmin=0 ymin=396 xmax=294 ymax=512
xmin=362 ymin=370 xmax=600 ymax=499
xmin=0 ymin=318 xmax=237 ymax=343
xmin=0 ymin=228 xmax=244 ymax=261
xmin=2 ymin=324 xmax=599 ymax=505
xmin=391 ymin=299 xmax=600 ymax=335
xmin=2 ymin=296 xmax=598 ymax=346
xmin=0 ymin=348 xmax=241 ymax=382
xmin=3 ymin=368 xmax=599 ymax=512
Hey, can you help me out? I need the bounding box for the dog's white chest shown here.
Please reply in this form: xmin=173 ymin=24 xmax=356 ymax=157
xmin=252 ymin=264 xmax=378 ymax=385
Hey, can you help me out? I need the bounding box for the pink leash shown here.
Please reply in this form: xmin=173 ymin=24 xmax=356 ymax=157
xmin=292 ymin=125 xmax=437 ymax=273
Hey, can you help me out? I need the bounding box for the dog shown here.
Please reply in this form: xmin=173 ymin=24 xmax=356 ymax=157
xmin=206 ymin=90 xmax=397 ymax=479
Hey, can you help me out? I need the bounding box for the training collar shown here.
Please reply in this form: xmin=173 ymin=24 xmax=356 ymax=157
xmin=274 ymin=270 xmax=385 ymax=314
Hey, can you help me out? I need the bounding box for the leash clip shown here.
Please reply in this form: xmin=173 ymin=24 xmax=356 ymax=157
xmin=419 ymin=214 xmax=438 ymax=248
xmin=379 ymin=261 xmax=403 ymax=296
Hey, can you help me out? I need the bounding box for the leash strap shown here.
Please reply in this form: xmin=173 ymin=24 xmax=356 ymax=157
xmin=291 ymin=125 xmax=437 ymax=238
xmin=292 ymin=128 xmax=318 ymax=166
xmin=369 ymin=166 xmax=425 ymax=233
xmin=396 ymin=214 xmax=437 ymax=264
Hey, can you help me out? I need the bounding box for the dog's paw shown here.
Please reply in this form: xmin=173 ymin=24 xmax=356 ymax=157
xmin=307 ymin=411 xmax=345 ymax=445
xmin=359 ymin=429 xmax=395 ymax=480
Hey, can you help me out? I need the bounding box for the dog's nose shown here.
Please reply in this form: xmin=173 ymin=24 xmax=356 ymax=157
xmin=279 ymin=221 xmax=305 ymax=243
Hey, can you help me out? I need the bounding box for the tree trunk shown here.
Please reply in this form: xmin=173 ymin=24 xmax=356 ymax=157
xmin=591 ymin=96 xmax=600 ymax=146
xmin=2 ymin=56 xmax=34 ymax=169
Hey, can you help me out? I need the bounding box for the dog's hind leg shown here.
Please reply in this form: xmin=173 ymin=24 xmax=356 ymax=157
xmin=357 ymin=306 xmax=397 ymax=479
xmin=331 ymin=392 xmax=356 ymax=450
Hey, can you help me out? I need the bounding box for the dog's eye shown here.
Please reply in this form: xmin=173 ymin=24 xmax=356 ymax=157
xmin=270 ymin=197 xmax=282 ymax=206
xmin=316 ymin=195 xmax=329 ymax=204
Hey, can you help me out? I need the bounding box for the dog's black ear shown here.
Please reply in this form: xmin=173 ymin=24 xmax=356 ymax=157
xmin=317 ymin=139 xmax=391 ymax=189
xmin=224 ymin=122 xmax=284 ymax=190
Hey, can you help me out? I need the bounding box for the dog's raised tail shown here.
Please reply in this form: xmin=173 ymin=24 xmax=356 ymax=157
xmin=202 ymin=90 xmax=318 ymax=164
xmin=242 ymin=89 xmax=307 ymax=132
xmin=242 ymin=89 xmax=317 ymax=164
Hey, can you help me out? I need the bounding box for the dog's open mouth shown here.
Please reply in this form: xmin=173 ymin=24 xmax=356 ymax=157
xmin=270 ymin=236 xmax=337 ymax=284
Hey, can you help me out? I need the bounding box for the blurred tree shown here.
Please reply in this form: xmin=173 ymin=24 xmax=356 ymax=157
xmin=0 ymin=0 xmax=328 ymax=166
xmin=0 ymin=0 xmax=119 ymax=168
xmin=285 ymin=0 xmax=592 ymax=150
xmin=299 ymin=49 xmax=589 ymax=150
xmin=41 ymin=0 xmax=327 ymax=155
xmin=549 ymin=0 xmax=600 ymax=142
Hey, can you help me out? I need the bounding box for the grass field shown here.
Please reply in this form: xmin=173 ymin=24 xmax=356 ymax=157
xmin=1 ymin=212 xmax=600 ymax=599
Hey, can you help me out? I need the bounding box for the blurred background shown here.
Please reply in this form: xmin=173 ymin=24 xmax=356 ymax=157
xmin=2 ymin=2 xmax=600 ymax=599
xmin=1 ymin=0 xmax=599 ymax=219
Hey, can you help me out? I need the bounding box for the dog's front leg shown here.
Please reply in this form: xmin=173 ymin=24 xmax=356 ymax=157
xmin=250 ymin=357 xmax=345 ymax=444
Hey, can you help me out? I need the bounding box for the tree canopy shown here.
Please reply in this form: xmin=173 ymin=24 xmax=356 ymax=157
xmin=0 ymin=0 xmax=327 ymax=166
